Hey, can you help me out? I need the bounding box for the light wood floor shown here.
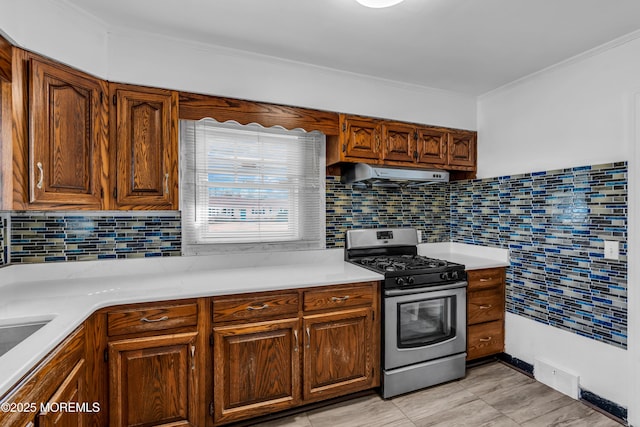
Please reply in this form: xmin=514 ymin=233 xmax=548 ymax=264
xmin=252 ymin=362 xmax=622 ymax=427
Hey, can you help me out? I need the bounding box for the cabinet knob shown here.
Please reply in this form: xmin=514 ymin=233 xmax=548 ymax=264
xmin=164 ymin=173 xmax=170 ymax=196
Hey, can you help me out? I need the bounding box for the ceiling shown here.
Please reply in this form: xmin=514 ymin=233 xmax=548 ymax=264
xmin=63 ymin=0 xmax=640 ymax=96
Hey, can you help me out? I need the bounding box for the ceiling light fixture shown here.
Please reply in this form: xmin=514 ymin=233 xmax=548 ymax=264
xmin=356 ymin=0 xmax=404 ymax=8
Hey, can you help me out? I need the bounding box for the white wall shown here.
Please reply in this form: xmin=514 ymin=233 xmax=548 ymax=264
xmin=106 ymin=30 xmax=476 ymax=130
xmin=0 ymin=0 xmax=108 ymax=78
xmin=478 ymin=34 xmax=640 ymax=423
xmin=505 ymin=314 xmax=630 ymax=407
xmin=0 ymin=1 xmax=476 ymax=131
xmin=477 ymin=34 xmax=640 ymax=178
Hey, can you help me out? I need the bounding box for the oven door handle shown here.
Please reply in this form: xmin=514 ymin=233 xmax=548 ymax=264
xmin=384 ymin=281 xmax=467 ymax=297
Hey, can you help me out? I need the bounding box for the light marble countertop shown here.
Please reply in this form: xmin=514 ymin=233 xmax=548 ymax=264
xmin=0 ymin=242 xmax=509 ymax=399
xmin=418 ymin=242 xmax=510 ymax=270
xmin=0 ymin=248 xmax=382 ymax=398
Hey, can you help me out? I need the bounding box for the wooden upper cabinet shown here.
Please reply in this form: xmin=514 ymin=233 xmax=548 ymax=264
xmin=0 ymin=35 xmax=11 ymax=82
xmin=381 ymin=122 xmax=415 ymax=163
xmin=328 ymin=114 xmax=477 ymax=177
xmin=110 ymin=84 xmax=178 ymax=210
xmin=448 ymin=131 xmax=476 ymax=168
xmin=27 ymin=55 xmax=106 ymax=209
xmin=340 ymin=114 xmax=380 ymax=161
xmin=416 ymin=128 xmax=447 ymax=165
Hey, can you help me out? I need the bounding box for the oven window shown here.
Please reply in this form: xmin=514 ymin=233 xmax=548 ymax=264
xmin=397 ymin=296 xmax=456 ymax=348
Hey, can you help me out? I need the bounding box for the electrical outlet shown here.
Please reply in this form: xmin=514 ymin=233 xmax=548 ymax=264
xmin=417 ymin=230 xmax=423 ymax=243
xmin=604 ymin=240 xmax=619 ymax=260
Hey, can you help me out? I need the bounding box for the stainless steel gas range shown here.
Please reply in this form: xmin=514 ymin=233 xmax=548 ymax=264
xmin=345 ymin=227 xmax=467 ymax=398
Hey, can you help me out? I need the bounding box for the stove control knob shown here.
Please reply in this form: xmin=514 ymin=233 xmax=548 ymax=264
xmin=408 ymin=276 xmax=415 ymax=285
xmin=396 ymin=277 xmax=405 ymax=286
xmin=440 ymin=272 xmax=450 ymax=281
xmin=451 ymin=271 xmax=459 ymax=280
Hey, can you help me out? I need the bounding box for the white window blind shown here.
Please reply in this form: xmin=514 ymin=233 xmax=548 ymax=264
xmin=180 ymin=118 xmax=326 ymax=254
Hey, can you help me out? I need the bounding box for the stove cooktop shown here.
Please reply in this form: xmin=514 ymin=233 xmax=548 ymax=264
xmin=352 ymin=254 xmax=449 ymax=273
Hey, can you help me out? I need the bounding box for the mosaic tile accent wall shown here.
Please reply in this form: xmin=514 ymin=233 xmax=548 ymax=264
xmin=0 ymin=212 xmax=8 ymax=266
xmin=451 ymin=162 xmax=628 ymax=348
xmin=325 ymin=175 xmax=450 ymax=248
xmin=10 ymin=213 xmax=182 ymax=263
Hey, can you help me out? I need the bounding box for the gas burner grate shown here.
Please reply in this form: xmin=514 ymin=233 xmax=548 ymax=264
xmin=354 ymin=255 xmax=449 ymax=272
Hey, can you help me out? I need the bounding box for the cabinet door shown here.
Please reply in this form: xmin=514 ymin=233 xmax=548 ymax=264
xmin=38 ymin=359 xmax=85 ymax=427
xmin=29 ymin=57 xmax=105 ymax=208
xmin=109 ymin=332 xmax=198 ymax=427
xmin=381 ymin=122 xmax=415 ymax=163
xmin=447 ymin=131 xmax=476 ymax=168
xmin=416 ymin=128 xmax=447 ymax=165
xmin=111 ymin=84 xmax=178 ymax=209
xmin=341 ymin=115 xmax=380 ymax=161
xmin=303 ymin=308 xmax=374 ymax=402
xmin=213 ymin=318 xmax=301 ymax=425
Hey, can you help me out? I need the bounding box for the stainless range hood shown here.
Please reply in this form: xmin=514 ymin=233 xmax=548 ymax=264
xmin=341 ymin=163 xmax=449 ymax=188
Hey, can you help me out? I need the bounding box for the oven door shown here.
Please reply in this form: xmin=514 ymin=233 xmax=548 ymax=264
xmin=384 ymin=283 xmax=466 ymax=370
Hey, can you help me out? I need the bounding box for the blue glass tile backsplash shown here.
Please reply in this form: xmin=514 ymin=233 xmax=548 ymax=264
xmin=9 ymin=213 xmax=182 ymax=263
xmin=0 ymin=161 xmax=628 ymax=350
xmin=451 ymin=162 xmax=628 ymax=349
xmin=325 ymin=176 xmax=450 ymax=248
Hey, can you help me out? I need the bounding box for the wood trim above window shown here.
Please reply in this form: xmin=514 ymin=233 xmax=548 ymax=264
xmin=178 ymin=91 xmax=339 ymax=136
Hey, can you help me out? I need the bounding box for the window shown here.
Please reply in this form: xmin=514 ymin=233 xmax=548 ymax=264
xmin=180 ymin=119 xmax=326 ymax=254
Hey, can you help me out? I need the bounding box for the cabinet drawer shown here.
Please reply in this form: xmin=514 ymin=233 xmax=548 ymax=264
xmin=213 ymin=292 xmax=299 ymax=324
xmin=107 ymin=303 xmax=198 ymax=336
xmin=303 ymin=284 xmax=374 ymax=313
xmin=467 ymin=320 xmax=504 ymax=360
xmin=467 ymin=268 xmax=505 ymax=290
xmin=467 ymin=286 xmax=504 ymax=325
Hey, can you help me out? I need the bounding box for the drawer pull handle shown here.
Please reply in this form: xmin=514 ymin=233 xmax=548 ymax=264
xmin=479 ymin=278 xmax=493 ymax=282
xmin=306 ymin=327 xmax=311 ymax=349
xmin=479 ymin=304 xmax=493 ymax=309
xmin=36 ymin=162 xmax=44 ymax=189
xmin=479 ymin=337 xmax=493 ymax=342
xmin=331 ymin=295 xmax=350 ymax=303
xmin=141 ymin=315 xmax=169 ymax=323
xmin=246 ymin=303 xmax=269 ymax=311
xmin=294 ymin=329 xmax=299 ymax=352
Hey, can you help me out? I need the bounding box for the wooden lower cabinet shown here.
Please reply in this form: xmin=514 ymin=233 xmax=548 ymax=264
xmin=108 ymin=332 xmax=199 ymax=427
xmin=212 ymin=318 xmax=301 ymax=425
xmin=303 ymin=308 xmax=374 ymax=402
xmin=0 ymin=326 xmax=86 ymax=427
xmin=38 ymin=359 xmax=85 ymax=427
xmin=2 ymin=283 xmax=379 ymax=427
xmin=466 ymin=267 xmax=506 ymax=361
xmin=212 ymin=281 xmax=380 ymax=426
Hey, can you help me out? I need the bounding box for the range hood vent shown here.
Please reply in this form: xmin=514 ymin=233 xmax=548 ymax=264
xmin=341 ymin=163 xmax=449 ymax=188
